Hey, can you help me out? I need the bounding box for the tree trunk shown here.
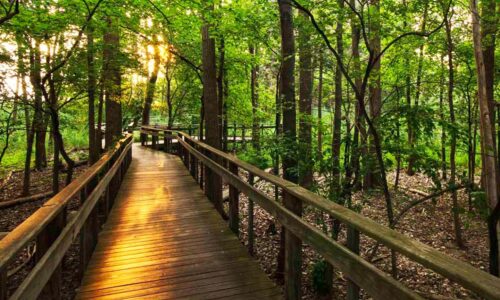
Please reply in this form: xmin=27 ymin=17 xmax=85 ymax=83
xmin=364 ymin=0 xmax=382 ymax=189
xmin=201 ymin=4 xmax=224 ymax=217
xmin=481 ymin=0 xmax=497 ymax=160
xmin=331 ymin=0 xmax=344 ymax=197
xmin=298 ymin=10 xmax=313 ymax=189
xmin=350 ymin=0 xmax=364 ymax=190
xmin=317 ymin=50 xmax=323 ymax=163
xmin=249 ymin=44 xmax=260 ymax=150
xmin=141 ymin=35 xmax=161 ymax=141
xmin=218 ymin=38 xmax=226 ymax=147
xmin=440 ymin=54 xmax=447 ymax=179
xmin=87 ymin=22 xmax=99 ymax=164
xmin=444 ymin=11 xmax=464 ymax=248
xmin=278 ymin=1 xmax=301 ymax=298
xmin=104 ymin=17 xmax=122 ymax=148
xmin=30 ymin=39 xmax=47 ymax=171
xmin=470 ymin=0 xmax=500 ymax=275
xmin=17 ymin=33 xmax=32 ymax=196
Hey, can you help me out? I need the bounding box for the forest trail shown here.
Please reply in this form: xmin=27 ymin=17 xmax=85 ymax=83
xmin=76 ymin=144 xmax=280 ymax=300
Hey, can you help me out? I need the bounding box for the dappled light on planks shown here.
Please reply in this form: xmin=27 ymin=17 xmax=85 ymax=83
xmin=76 ymin=144 xmax=281 ymax=299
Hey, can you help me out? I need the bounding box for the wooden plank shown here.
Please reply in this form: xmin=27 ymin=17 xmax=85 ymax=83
xmin=77 ymin=144 xmax=280 ymax=300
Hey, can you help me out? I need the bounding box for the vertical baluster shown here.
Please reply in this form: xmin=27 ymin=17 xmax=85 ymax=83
xmin=248 ymin=173 xmax=255 ymax=256
xmin=79 ymin=186 xmax=90 ymax=279
xmin=199 ymin=152 xmax=204 ymax=189
xmin=190 ymin=145 xmax=196 ymax=178
xmin=228 ymin=162 xmax=239 ymax=235
xmin=163 ymin=131 xmax=168 ymax=152
xmin=347 ymin=226 xmax=360 ymax=300
xmin=0 ymin=267 xmax=7 ymax=300
xmin=283 ymin=190 xmax=302 ymax=300
xmin=37 ymin=208 xmax=66 ymax=299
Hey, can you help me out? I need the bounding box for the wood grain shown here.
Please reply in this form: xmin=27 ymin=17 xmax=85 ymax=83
xmin=76 ymin=144 xmax=280 ymax=300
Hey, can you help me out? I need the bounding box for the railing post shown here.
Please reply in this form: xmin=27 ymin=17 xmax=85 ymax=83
xmin=248 ymin=173 xmax=255 ymax=256
xmin=80 ymin=185 xmax=98 ymax=279
xmin=0 ymin=268 xmax=7 ymax=300
xmin=190 ymin=144 xmax=196 ymax=178
xmin=228 ymin=162 xmax=239 ymax=235
xmin=36 ymin=209 xmax=66 ymax=299
xmin=283 ymin=190 xmax=302 ymax=300
xmin=152 ymin=134 xmax=158 ymax=149
xmin=163 ymin=131 xmax=168 ymax=152
xmin=347 ymin=226 xmax=361 ymax=300
xmin=199 ymin=148 xmax=204 ymax=190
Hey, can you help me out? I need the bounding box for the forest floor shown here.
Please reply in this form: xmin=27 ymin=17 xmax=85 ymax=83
xmin=236 ymin=170 xmax=488 ymax=299
xmin=0 ymin=163 xmax=489 ymax=299
xmin=0 ymin=162 xmax=89 ymax=300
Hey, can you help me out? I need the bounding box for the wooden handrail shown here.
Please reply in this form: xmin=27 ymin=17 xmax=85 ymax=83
xmin=141 ymin=126 xmax=500 ymax=300
xmin=0 ymin=134 xmax=133 ymax=300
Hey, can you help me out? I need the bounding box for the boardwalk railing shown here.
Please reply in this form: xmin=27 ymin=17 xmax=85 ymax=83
xmin=141 ymin=126 xmax=500 ymax=300
xmin=0 ymin=134 xmax=133 ymax=300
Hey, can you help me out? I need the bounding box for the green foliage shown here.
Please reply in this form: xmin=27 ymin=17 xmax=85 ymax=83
xmin=311 ymin=259 xmax=331 ymax=296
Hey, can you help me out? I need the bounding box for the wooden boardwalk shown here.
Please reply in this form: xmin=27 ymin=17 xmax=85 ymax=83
xmin=76 ymin=144 xmax=281 ymax=300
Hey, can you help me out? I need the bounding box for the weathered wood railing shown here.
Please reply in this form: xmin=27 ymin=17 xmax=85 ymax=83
xmin=141 ymin=126 xmax=500 ymax=300
xmin=0 ymin=134 xmax=133 ymax=300
xmin=140 ymin=124 xmax=276 ymax=149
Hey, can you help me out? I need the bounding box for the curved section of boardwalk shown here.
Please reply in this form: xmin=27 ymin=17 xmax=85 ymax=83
xmin=76 ymin=144 xmax=281 ymax=300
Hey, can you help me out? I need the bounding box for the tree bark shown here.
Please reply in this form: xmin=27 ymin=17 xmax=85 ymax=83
xmin=317 ymin=50 xmax=323 ymax=163
xmin=141 ymin=35 xmax=161 ymax=141
xmin=470 ymin=0 xmax=500 ymax=275
xmin=201 ymin=4 xmax=224 ymax=217
xmin=444 ymin=10 xmax=464 ymax=248
xmin=103 ymin=17 xmax=122 ymax=148
xmin=278 ymin=1 xmax=301 ymax=298
xmin=249 ymin=44 xmax=260 ymax=150
xmin=30 ymin=39 xmax=47 ymax=171
xmin=298 ymin=10 xmax=313 ymax=189
xmin=331 ymin=0 xmax=344 ymax=198
xmin=364 ymin=0 xmax=382 ymax=189
xmin=87 ymin=22 xmax=99 ymax=164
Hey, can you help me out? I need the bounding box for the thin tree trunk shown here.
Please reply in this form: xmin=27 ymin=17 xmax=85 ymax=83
xmin=440 ymin=54 xmax=447 ymax=179
xmin=331 ymin=0 xmax=344 ymax=198
xmin=30 ymin=39 xmax=47 ymax=170
xmin=298 ymin=10 xmax=313 ymax=189
xmin=317 ymin=50 xmax=323 ymax=163
xmin=17 ymin=33 xmax=32 ymax=196
xmin=249 ymin=44 xmax=260 ymax=150
xmin=218 ymin=38 xmax=225 ymax=147
xmin=445 ymin=11 xmax=464 ymax=248
xmin=141 ymin=35 xmax=161 ymax=141
xmin=87 ymin=22 xmax=99 ymax=164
